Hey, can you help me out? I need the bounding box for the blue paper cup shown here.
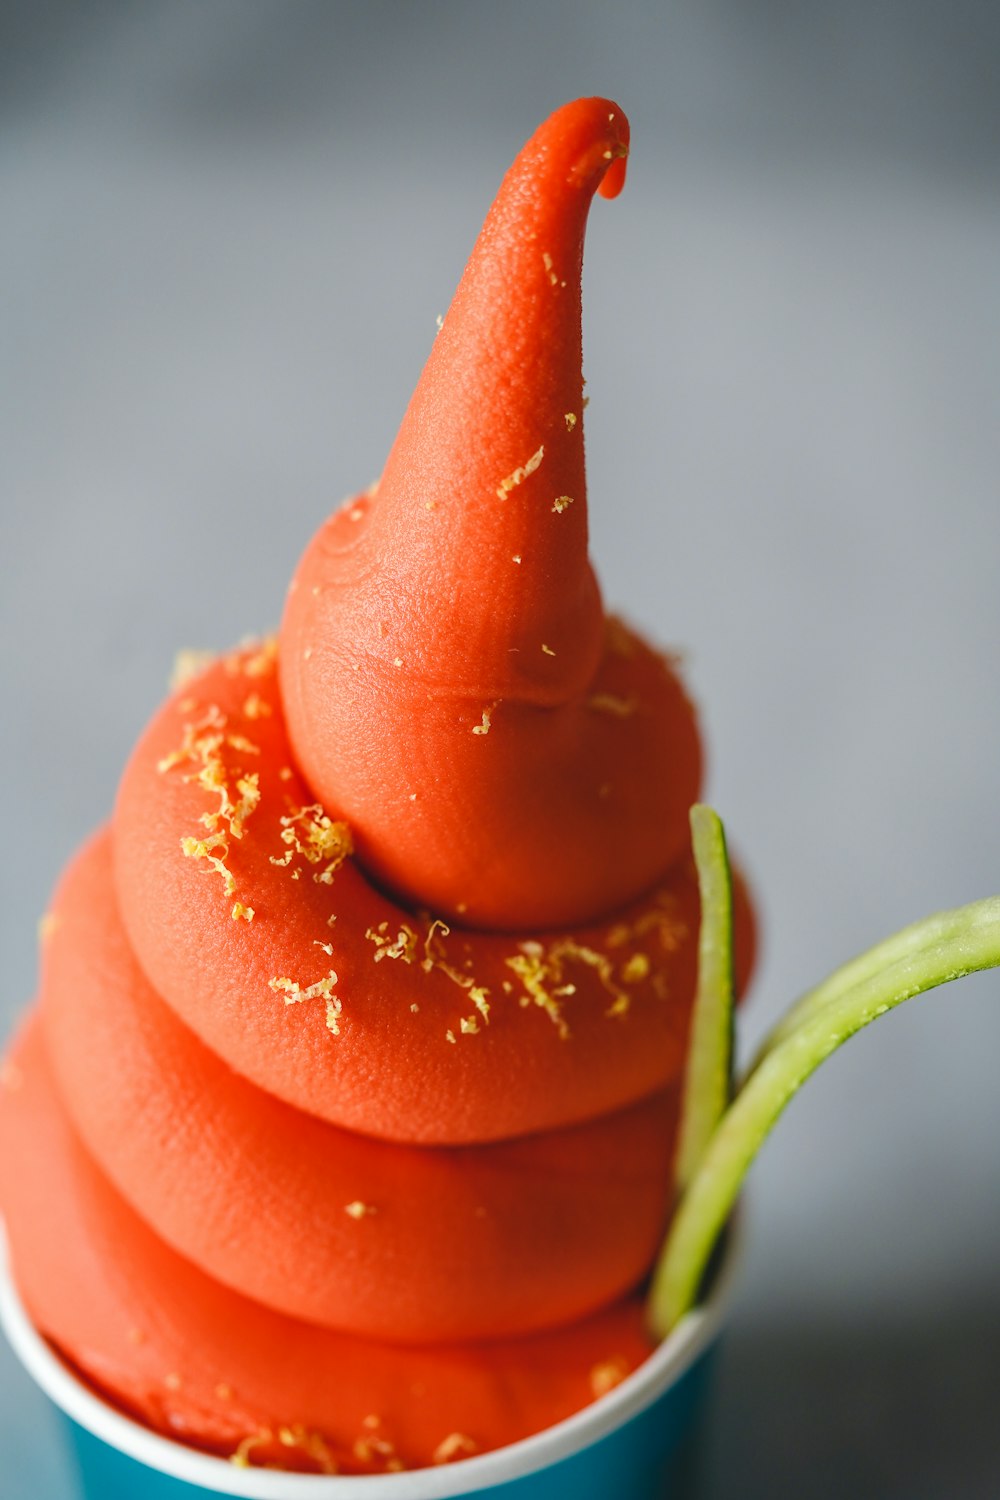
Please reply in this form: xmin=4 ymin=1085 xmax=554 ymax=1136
xmin=0 ymin=1234 xmax=739 ymax=1500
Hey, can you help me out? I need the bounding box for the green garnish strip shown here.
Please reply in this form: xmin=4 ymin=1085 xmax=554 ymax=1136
xmin=750 ymin=902 xmax=986 ymax=1066
xmin=674 ymin=805 xmax=735 ymax=1192
xmin=648 ymin=839 xmax=1000 ymax=1339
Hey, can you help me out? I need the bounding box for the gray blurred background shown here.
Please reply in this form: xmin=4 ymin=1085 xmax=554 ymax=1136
xmin=2 ymin=2 xmax=998 ymax=1495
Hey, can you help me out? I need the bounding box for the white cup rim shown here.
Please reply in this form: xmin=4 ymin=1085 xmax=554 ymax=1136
xmin=0 ymin=1224 xmax=740 ymax=1497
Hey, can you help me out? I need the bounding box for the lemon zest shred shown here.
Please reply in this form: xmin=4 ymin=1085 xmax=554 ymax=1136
xmin=269 ymin=970 xmax=342 ymax=1034
xmin=472 ymin=702 xmax=497 ymax=736
xmin=353 ymin=1420 xmax=404 ymax=1470
xmin=365 ymin=917 xmax=491 ymax=1032
xmin=621 ymin=951 xmax=650 ymax=983
xmin=230 ymin=1430 xmax=273 ymax=1469
xmin=590 ymin=1356 xmax=631 ymax=1398
xmin=276 ymin=804 xmax=354 ymax=885
xmin=159 ymin=706 xmax=262 ymax=902
xmin=242 ymin=691 xmax=272 ymax=720
xmin=239 ymin=636 xmax=279 ymax=679
xmin=274 ymin=1426 xmax=339 ymax=1475
xmin=170 ymin=648 xmax=214 ymax=691
xmin=433 ymin=1432 xmax=478 ymax=1465
xmin=496 ymin=444 xmax=544 ymax=501
xmin=587 ymin=692 xmax=638 ymax=718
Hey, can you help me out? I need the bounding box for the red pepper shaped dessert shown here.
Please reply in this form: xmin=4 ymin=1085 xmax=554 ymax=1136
xmin=0 ymin=98 xmax=754 ymax=1475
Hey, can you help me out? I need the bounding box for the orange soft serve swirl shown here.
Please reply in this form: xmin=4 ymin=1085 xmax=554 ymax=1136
xmin=0 ymin=99 xmax=753 ymax=1472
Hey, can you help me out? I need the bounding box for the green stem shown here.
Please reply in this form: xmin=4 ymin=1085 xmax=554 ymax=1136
xmin=750 ymin=904 xmax=979 ymax=1066
xmin=674 ymin=805 xmax=735 ymax=1192
xmin=648 ymin=894 xmax=1000 ymax=1339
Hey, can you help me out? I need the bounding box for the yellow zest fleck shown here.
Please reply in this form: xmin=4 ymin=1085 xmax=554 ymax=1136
xmin=433 ymin=1432 xmax=478 ymax=1465
xmin=349 ymin=506 xmax=365 ymax=521
xmin=159 ymin=706 xmax=262 ymax=901
xmin=279 ymin=765 xmax=294 ymax=781
xmin=241 ymin=637 xmax=279 ymax=679
xmin=471 ymin=703 xmax=496 ymax=736
xmin=512 ymin=553 xmax=522 ymax=564
xmin=366 ymin=922 xmax=420 ymax=964
xmin=423 ymin=922 xmax=491 ymax=1023
xmin=182 ymin=833 xmax=236 ymax=896
xmin=393 ymin=656 xmax=404 ymax=668
xmin=410 ymin=1003 xmax=420 ymax=1013
xmin=231 ymin=902 xmax=255 ymax=923
xmin=552 ymin=495 xmax=574 ymax=515
xmin=505 ymin=945 xmax=575 ymax=1038
xmin=496 ymin=444 xmax=544 ymax=501
xmin=435 ymin=312 xmax=444 ymax=332
xmin=592 ymin=893 xmax=687 ymax=1006
xmin=422 ymin=918 xmax=449 ymax=966
xmin=276 ymin=1426 xmax=339 ymax=1475
xmin=275 ymin=804 xmax=354 ymax=885
xmin=215 ymin=771 xmax=261 ymax=848
xmin=366 ymin=918 xmax=491 ymax=1030
xmin=541 ymin=644 xmax=556 ymax=657
xmin=231 ymin=1430 xmax=273 ymax=1469
xmin=506 ymin=936 xmax=633 ymax=1031
xmin=564 ymin=412 xmax=577 ymax=431
xmin=590 ymin=1356 xmax=631 ymax=1398
xmin=587 ymin=692 xmax=638 ymax=718
xmin=345 ymin=1200 xmax=376 ymax=1220
xmin=542 ymin=251 xmax=558 ymax=286
xmin=269 ymin=970 xmax=342 ymax=1034
xmin=170 ymin=648 xmax=214 ymax=691
xmin=629 ymin=892 xmax=686 ymax=952
xmin=621 ymin=952 xmax=650 ymax=983
xmin=460 ymin=1016 xmax=479 ymax=1035
xmin=242 ymin=692 xmax=272 ymax=720
xmin=445 ymin=1029 xmax=457 ymax=1044
xmin=314 ymin=940 xmax=334 ymax=956
xmin=353 ymin=1418 xmax=403 ymax=1469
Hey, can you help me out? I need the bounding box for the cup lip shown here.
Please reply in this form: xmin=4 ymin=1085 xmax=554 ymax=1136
xmin=0 ymin=1224 xmax=740 ymax=1498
